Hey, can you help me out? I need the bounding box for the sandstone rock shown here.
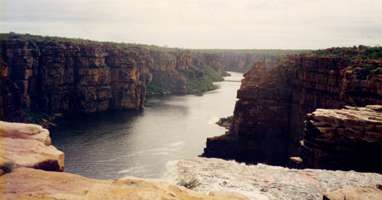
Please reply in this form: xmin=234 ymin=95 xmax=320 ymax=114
xmin=0 ymin=167 xmax=249 ymax=200
xmin=165 ymin=158 xmax=382 ymax=200
xmin=1 ymin=33 xmax=269 ymax=122
xmin=323 ymin=186 xmax=382 ymax=200
xmin=0 ymin=121 xmax=64 ymax=172
xmin=302 ymin=105 xmax=382 ymax=172
xmin=204 ymin=52 xmax=382 ymax=172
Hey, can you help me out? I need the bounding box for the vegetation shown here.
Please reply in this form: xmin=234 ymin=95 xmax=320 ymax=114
xmin=313 ymin=45 xmax=382 ymax=60
xmin=306 ymin=45 xmax=382 ymax=80
xmin=177 ymin=177 xmax=201 ymax=189
xmin=24 ymin=110 xmax=57 ymax=128
xmin=184 ymin=65 xmax=224 ymax=94
xmin=147 ymin=65 xmax=225 ymax=96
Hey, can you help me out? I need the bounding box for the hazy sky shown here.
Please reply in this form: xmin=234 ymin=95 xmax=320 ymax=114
xmin=1 ymin=0 xmax=381 ymax=49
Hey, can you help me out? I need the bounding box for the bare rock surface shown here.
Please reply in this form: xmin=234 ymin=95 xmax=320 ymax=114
xmin=323 ymin=186 xmax=382 ymax=200
xmin=0 ymin=121 xmax=64 ymax=172
xmin=164 ymin=158 xmax=382 ymax=200
xmin=0 ymin=120 xmax=248 ymax=200
xmin=302 ymin=105 xmax=382 ymax=172
xmin=0 ymin=167 xmax=249 ymax=200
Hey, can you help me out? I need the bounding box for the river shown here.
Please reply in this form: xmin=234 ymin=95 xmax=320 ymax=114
xmin=52 ymin=71 xmax=243 ymax=179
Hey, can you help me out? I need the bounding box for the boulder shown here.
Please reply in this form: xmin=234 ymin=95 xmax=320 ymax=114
xmin=0 ymin=121 xmax=64 ymax=172
xmin=302 ymin=105 xmax=382 ymax=172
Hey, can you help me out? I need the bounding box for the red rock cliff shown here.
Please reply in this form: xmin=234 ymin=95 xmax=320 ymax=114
xmin=0 ymin=34 xmax=222 ymax=122
xmin=204 ymin=47 xmax=382 ymax=172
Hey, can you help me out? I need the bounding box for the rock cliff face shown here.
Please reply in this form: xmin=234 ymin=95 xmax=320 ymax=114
xmin=204 ymin=47 xmax=382 ymax=171
xmin=0 ymin=33 xmax=298 ymax=124
xmin=0 ymin=34 xmax=211 ymax=123
xmin=194 ymin=49 xmax=303 ymax=73
xmin=0 ymin=35 xmax=153 ymax=123
xmin=302 ymin=105 xmax=382 ymax=172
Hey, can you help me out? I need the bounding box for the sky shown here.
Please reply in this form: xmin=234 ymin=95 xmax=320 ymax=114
xmin=1 ymin=0 xmax=381 ymax=49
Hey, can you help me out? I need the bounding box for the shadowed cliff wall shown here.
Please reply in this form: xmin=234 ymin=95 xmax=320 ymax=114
xmin=0 ymin=34 xmax=220 ymax=123
xmin=0 ymin=33 xmax=299 ymax=123
xmin=204 ymin=47 xmax=382 ymax=171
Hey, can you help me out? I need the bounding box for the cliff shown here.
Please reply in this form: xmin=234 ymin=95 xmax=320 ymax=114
xmin=203 ymin=46 xmax=382 ymax=171
xmin=0 ymin=33 xmax=220 ymax=123
xmin=0 ymin=120 xmax=248 ymax=200
xmin=302 ymin=105 xmax=382 ymax=172
xmin=0 ymin=33 xmax=299 ymax=124
xmin=0 ymin=34 xmax=153 ymax=123
xmin=193 ymin=49 xmax=304 ymax=73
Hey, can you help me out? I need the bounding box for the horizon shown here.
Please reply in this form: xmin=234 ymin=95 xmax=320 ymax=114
xmin=1 ymin=0 xmax=382 ymax=49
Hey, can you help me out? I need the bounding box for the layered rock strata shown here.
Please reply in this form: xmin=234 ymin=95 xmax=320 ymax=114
xmin=0 ymin=120 xmax=248 ymax=200
xmin=0 ymin=121 xmax=64 ymax=173
xmin=204 ymin=48 xmax=382 ymax=171
xmin=165 ymin=158 xmax=382 ymax=200
xmin=0 ymin=33 xmax=297 ymax=124
xmin=302 ymin=105 xmax=382 ymax=172
xmin=0 ymin=34 xmax=218 ymax=123
xmin=0 ymin=36 xmax=153 ymax=122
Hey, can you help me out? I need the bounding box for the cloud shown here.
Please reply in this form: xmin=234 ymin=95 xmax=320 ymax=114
xmin=1 ymin=0 xmax=381 ymax=49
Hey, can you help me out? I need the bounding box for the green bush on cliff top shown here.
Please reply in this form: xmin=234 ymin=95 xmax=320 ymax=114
xmin=184 ymin=65 xmax=223 ymax=94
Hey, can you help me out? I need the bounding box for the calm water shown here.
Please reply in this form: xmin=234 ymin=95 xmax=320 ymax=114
xmin=52 ymin=72 xmax=243 ymax=179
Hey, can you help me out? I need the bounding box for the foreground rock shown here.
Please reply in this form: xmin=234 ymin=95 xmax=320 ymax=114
xmin=0 ymin=121 xmax=64 ymax=172
xmin=0 ymin=167 xmax=248 ymax=200
xmin=164 ymin=158 xmax=382 ymax=200
xmin=302 ymin=105 xmax=382 ymax=172
xmin=0 ymin=121 xmax=247 ymax=200
xmin=323 ymin=186 xmax=382 ymax=200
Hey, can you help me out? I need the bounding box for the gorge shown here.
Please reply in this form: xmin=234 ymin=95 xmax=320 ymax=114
xmin=0 ymin=33 xmax=299 ymax=125
xmin=1 ymin=33 xmax=382 ymax=200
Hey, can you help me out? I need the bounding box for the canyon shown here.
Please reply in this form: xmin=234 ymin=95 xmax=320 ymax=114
xmin=1 ymin=33 xmax=382 ymax=199
xmin=0 ymin=33 xmax=299 ymax=125
xmin=203 ymin=47 xmax=382 ymax=172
